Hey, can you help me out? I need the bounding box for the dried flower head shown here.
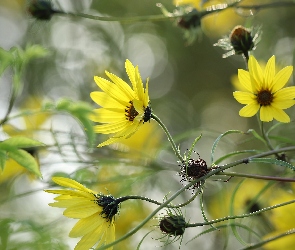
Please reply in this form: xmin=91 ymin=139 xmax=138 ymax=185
xmin=28 ymin=0 xmax=60 ymax=20
xmin=179 ymin=153 xmax=210 ymax=191
xmin=214 ymin=25 xmax=261 ymax=58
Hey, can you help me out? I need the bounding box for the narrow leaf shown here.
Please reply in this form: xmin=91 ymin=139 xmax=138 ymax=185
xmin=211 ymin=130 xmax=245 ymax=163
xmin=249 ymin=158 xmax=295 ymax=171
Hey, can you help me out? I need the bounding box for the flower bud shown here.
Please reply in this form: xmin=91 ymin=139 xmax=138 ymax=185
xmin=159 ymin=214 xmax=186 ymax=236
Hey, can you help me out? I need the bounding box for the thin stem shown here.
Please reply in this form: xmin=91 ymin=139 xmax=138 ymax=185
xmin=218 ymin=171 xmax=295 ymax=182
xmin=186 ymin=199 xmax=295 ymax=227
xmin=64 ymin=12 xmax=179 ymax=23
xmin=151 ymin=113 xmax=184 ymax=162
xmin=240 ymin=229 xmax=295 ymax=250
xmin=260 ymin=121 xmax=281 ymax=158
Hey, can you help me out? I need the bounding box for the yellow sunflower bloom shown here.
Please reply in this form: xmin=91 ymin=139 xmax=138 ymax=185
xmin=45 ymin=177 xmax=119 ymax=250
xmin=90 ymin=59 xmax=151 ymax=147
xmin=233 ymin=55 xmax=295 ymax=123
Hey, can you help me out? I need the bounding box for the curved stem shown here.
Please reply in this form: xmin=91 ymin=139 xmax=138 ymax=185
xmin=151 ymin=113 xmax=184 ymax=162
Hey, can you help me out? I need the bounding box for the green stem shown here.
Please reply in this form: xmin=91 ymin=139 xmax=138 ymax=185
xmin=64 ymin=12 xmax=179 ymax=23
xmin=186 ymin=199 xmax=295 ymax=227
xmin=260 ymin=121 xmax=281 ymax=159
xmin=240 ymin=229 xmax=295 ymax=250
xmin=218 ymin=171 xmax=295 ymax=182
xmin=151 ymin=113 xmax=184 ymax=162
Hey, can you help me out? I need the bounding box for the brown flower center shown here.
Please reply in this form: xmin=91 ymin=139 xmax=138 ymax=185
xmin=257 ymin=90 xmax=273 ymax=106
xmin=125 ymin=101 xmax=139 ymax=121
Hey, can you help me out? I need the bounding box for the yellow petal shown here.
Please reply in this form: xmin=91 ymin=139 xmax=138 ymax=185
xmin=45 ymin=190 xmax=95 ymax=200
xmin=239 ymin=103 xmax=260 ymax=117
xmin=271 ymin=66 xmax=293 ymax=92
xmin=96 ymin=223 xmax=115 ymax=249
xmin=97 ymin=137 xmax=121 ymax=147
xmin=143 ymin=79 xmax=150 ymax=107
xmin=94 ymin=121 xmax=129 ymax=134
xmin=264 ymin=55 xmax=275 ymax=88
xmin=135 ymin=66 xmax=144 ymax=101
xmin=49 ymin=197 xmax=89 ymax=208
xmin=74 ymin=220 xmax=111 ymax=250
xmin=125 ymin=59 xmax=137 ymax=93
xmin=105 ymin=71 xmax=135 ymax=100
xmin=64 ymin=202 xmax=101 ymax=218
xmin=94 ymin=77 xmax=130 ymax=106
xmin=233 ymin=91 xmax=256 ymax=104
xmin=274 ymin=86 xmax=295 ymax=99
xmin=51 ymin=177 xmax=94 ymax=194
xmin=69 ymin=213 xmax=105 ymax=237
xmin=260 ymin=106 xmax=274 ymax=122
xmin=248 ymin=55 xmax=263 ymax=90
xmin=89 ymin=108 xmax=125 ymax=123
xmin=90 ymin=92 xmax=125 ymax=109
xmin=271 ymin=99 xmax=295 ymax=109
xmin=270 ymin=106 xmax=290 ymax=123
xmin=238 ymin=69 xmax=253 ymax=92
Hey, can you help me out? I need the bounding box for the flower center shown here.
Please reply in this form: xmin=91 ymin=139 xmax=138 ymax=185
xmin=257 ymin=90 xmax=273 ymax=106
xmin=96 ymin=194 xmax=119 ymax=222
xmin=125 ymin=101 xmax=139 ymax=121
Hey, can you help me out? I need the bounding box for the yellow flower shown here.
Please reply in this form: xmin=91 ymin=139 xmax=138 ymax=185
xmin=45 ymin=177 xmax=119 ymax=250
xmin=263 ymin=191 xmax=295 ymax=250
xmin=207 ymin=179 xmax=272 ymax=221
xmin=233 ymin=55 xmax=295 ymax=123
xmin=90 ymin=59 xmax=151 ymax=147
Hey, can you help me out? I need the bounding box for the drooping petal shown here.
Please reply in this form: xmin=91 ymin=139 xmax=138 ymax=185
xmin=238 ymin=69 xmax=253 ymax=92
xmin=74 ymin=221 xmax=111 ymax=250
xmin=69 ymin=213 xmax=105 ymax=237
xmin=64 ymin=202 xmax=100 ymax=218
xmin=233 ymin=91 xmax=256 ymax=104
xmin=94 ymin=121 xmax=129 ymax=134
xmin=264 ymin=55 xmax=275 ymax=88
xmin=271 ymin=66 xmax=293 ymax=92
xmin=239 ymin=103 xmax=260 ymax=117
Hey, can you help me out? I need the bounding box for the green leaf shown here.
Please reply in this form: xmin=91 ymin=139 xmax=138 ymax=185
xmin=1 ymin=137 xmax=44 ymax=149
xmin=214 ymin=150 xmax=259 ymax=165
xmin=246 ymin=129 xmax=265 ymax=144
xmin=249 ymin=158 xmax=295 ymax=171
xmin=7 ymin=148 xmax=42 ymax=177
xmin=211 ymin=130 xmax=245 ymax=164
